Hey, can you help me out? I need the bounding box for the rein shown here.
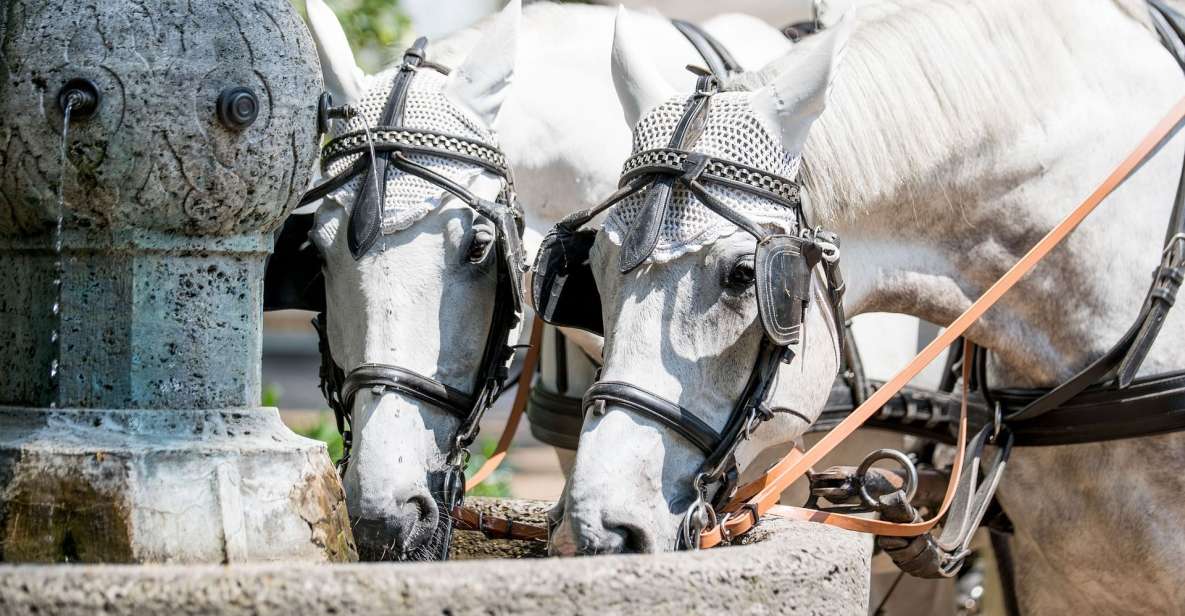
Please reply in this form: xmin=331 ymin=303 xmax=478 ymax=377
xmin=697 ymin=93 xmax=1185 ymax=549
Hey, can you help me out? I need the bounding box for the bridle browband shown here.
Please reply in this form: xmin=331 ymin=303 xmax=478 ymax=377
xmin=533 ymin=72 xmax=847 ymax=548
xmin=302 ymin=38 xmax=527 ymax=558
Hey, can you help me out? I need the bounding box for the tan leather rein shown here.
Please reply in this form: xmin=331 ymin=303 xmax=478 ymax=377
xmin=457 ymin=96 xmax=1185 ymax=548
xmin=700 ymin=95 xmax=1185 ymax=548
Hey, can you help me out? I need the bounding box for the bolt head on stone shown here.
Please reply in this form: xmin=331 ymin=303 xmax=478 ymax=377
xmin=0 ymin=0 xmax=324 ymax=238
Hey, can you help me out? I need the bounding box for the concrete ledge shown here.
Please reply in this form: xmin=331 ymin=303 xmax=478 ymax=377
xmin=0 ymin=499 xmax=871 ymax=615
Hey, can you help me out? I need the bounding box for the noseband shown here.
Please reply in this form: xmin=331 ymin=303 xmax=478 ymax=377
xmin=532 ymin=72 xmax=846 ymax=548
xmin=302 ymin=39 xmax=527 ymax=556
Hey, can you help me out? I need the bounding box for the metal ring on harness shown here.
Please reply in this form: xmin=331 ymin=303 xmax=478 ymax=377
xmin=857 ymin=449 xmax=919 ymax=511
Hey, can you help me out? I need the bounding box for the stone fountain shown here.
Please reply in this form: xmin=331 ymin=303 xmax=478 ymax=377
xmin=0 ymin=0 xmax=354 ymax=562
xmin=0 ymin=6 xmax=873 ymax=614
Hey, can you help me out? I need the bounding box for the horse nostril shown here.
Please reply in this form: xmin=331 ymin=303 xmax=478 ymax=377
xmin=573 ymin=513 xmax=650 ymax=555
xmin=604 ymin=521 xmax=648 ymax=553
xmin=403 ymin=493 xmax=439 ymax=527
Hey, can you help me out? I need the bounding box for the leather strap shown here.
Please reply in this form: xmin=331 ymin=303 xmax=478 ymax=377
xmin=464 ymin=317 xmax=544 ymax=489
xmin=583 ymin=381 xmax=722 ymax=455
xmin=621 ymin=148 xmax=802 ymax=206
xmin=341 ymin=364 xmax=473 ymax=419
xmin=451 ymin=505 xmax=549 ymax=542
xmin=347 ymin=41 xmax=423 ymax=259
xmin=671 ymin=19 xmax=742 ymax=77
xmin=699 ymin=95 xmax=1185 ymax=547
xmin=711 ymin=344 xmax=972 ymax=547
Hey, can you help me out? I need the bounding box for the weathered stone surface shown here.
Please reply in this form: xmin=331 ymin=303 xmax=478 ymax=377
xmin=0 ymin=0 xmax=321 ymax=238
xmin=0 ymin=499 xmax=873 ymax=615
xmin=0 ymin=407 xmax=357 ymax=564
xmin=0 ymin=0 xmax=350 ymax=563
xmin=0 ymin=0 xmax=322 ymax=409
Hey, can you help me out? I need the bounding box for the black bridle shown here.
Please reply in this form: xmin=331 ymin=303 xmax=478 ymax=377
xmin=533 ymin=72 xmax=847 ymax=548
xmin=301 ymin=38 xmax=527 ymax=557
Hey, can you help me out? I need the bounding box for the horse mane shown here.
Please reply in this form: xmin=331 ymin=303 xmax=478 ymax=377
xmin=727 ymin=0 xmax=1163 ymax=224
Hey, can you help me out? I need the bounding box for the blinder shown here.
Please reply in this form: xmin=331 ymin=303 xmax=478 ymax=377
xmin=755 ymin=233 xmax=823 ymax=347
xmin=264 ymin=212 xmax=325 ymax=312
xmin=531 ymin=214 xmax=604 ymax=335
xmin=262 ymin=39 xmax=528 ymax=556
xmin=532 ymin=72 xmax=847 ymax=547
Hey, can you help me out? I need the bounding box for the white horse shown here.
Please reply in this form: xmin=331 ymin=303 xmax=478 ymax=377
xmin=301 ymin=0 xmax=799 ymax=560
xmin=560 ymin=0 xmax=1185 ymax=612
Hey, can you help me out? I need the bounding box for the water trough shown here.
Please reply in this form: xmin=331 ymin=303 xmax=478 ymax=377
xmin=0 ymin=498 xmax=872 ymax=615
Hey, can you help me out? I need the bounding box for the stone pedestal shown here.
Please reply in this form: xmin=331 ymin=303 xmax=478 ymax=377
xmin=0 ymin=1 xmax=355 ymax=562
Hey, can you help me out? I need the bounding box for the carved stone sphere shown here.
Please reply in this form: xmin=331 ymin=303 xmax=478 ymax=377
xmin=0 ymin=0 xmax=323 ymax=237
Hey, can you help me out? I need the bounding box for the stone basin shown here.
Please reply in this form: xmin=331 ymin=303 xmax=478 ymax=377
xmin=0 ymin=498 xmax=872 ymax=615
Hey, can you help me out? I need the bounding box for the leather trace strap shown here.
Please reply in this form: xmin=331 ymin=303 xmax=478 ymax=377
xmin=698 ymin=94 xmax=1185 ymax=548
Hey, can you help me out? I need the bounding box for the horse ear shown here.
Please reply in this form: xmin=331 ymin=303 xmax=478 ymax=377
xmin=445 ymin=0 xmax=521 ymax=127
xmin=611 ymin=6 xmax=676 ymax=128
xmin=305 ymin=0 xmax=368 ymax=105
xmin=749 ymin=11 xmax=853 ymax=155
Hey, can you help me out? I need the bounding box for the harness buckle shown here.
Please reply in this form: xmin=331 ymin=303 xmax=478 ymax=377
xmin=1163 ymin=232 xmax=1185 ymax=264
xmin=402 ymin=37 xmax=428 ymax=68
xmin=694 ymin=73 xmax=720 ymax=97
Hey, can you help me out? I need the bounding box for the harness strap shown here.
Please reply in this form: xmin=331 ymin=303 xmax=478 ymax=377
xmin=462 ymin=317 xmax=544 ymax=490
xmin=322 ymin=127 xmax=510 ymax=176
xmin=340 ymin=364 xmax=473 ymax=419
xmin=347 ymin=39 xmax=425 ymax=258
xmin=699 ymin=95 xmax=1185 ymax=548
xmin=671 ymin=19 xmax=742 ymax=77
xmin=584 ymin=381 xmax=722 ymax=455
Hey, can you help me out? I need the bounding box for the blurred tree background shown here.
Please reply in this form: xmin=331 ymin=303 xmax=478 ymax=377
xmin=289 ymin=0 xmax=595 ymax=73
xmin=289 ymin=0 xmax=413 ymax=72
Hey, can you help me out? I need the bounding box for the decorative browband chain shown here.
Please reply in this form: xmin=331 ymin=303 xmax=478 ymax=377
xmin=620 ymin=147 xmax=802 ymax=206
xmin=321 ymin=127 xmax=510 ymax=177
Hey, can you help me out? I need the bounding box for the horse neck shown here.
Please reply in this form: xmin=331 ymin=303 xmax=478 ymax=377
xmin=812 ymin=0 xmax=1185 ymax=386
xmin=435 ymin=4 xmax=793 ymax=232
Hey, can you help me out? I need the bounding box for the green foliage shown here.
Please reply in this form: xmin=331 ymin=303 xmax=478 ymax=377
xmin=293 ymin=414 xmax=511 ymax=497
xmin=261 ymin=383 xmax=283 ymax=407
xmin=289 ymin=0 xmax=412 ymax=72
xmin=466 ymin=438 xmax=512 ymax=498
xmin=294 ymin=414 xmax=346 ymax=462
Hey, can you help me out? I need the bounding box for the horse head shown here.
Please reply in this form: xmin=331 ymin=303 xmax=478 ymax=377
xmin=552 ymin=9 xmax=853 ymax=554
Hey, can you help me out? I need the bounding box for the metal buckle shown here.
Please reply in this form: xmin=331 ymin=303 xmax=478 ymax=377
xmin=990 ymin=401 xmax=1003 ymax=444
xmin=680 ymin=472 xmax=718 ymax=550
xmin=694 ymin=74 xmax=719 ymax=97
xmin=680 ymin=497 xmax=717 ymax=551
xmin=1162 ymin=233 xmax=1185 ymax=271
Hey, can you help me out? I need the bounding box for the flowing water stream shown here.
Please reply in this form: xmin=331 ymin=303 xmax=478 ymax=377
xmin=50 ymin=98 xmax=77 ymax=408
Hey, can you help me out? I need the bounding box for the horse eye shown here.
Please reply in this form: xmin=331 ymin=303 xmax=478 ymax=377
xmin=726 ymin=256 xmax=756 ymax=290
xmin=467 ymin=228 xmax=495 ymax=264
